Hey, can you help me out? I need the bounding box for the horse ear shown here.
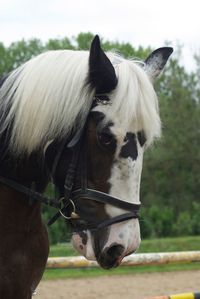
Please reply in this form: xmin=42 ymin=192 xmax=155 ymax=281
xmin=144 ymin=47 xmax=173 ymax=81
xmin=89 ymin=35 xmax=118 ymax=93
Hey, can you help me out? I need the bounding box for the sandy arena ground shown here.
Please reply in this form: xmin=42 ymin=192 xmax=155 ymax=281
xmin=36 ymin=270 xmax=200 ymax=299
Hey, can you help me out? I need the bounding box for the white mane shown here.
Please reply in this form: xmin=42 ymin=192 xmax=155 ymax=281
xmin=0 ymin=50 xmax=93 ymax=154
xmin=0 ymin=49 xmax=161 ymax=155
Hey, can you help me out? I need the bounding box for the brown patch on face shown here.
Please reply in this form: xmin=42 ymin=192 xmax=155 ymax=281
xmin=71 ymin=112 xmax=118 ymax=259
xmin=87 ymin=113 xmax=116 ymax=193
xmin=72 ymin=113 xmax=116 ymax=224
xmin=86 ymin=113 xmax=117 ymax=258
xmin=79 ymin=231 xmax=88 ymax=245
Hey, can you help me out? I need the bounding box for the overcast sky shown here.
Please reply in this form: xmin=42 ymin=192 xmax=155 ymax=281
xmin=1 ymin=0 xmax=200 ymax=70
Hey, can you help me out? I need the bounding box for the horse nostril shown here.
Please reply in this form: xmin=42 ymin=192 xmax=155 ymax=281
xmin=105 ymin=244 xmax=124 ymax=260
xmin=97 ymin=244 xmax=125 ymax=269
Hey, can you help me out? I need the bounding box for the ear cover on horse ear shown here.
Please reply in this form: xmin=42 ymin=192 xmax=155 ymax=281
xmin=144 ymin=47 xmax=173 ymax=81
xmin=88 ymin=35 xmax=118 ymax=94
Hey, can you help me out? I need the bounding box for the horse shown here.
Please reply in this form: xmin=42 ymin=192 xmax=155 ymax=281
xmin=0 ymin=35 xmax=173 ymax=298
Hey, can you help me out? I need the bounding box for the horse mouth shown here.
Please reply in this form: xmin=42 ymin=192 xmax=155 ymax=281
xmin=97 ymin=255 xmax=123 ymax=269
xmin=96 ymin=244 xmax=125 ymax=269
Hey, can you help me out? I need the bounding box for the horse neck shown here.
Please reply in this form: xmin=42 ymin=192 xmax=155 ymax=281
xmin=0 ymin=149 xmax=49 ymax=229
xmin=0 ymin=186 xmax=43 ymax=231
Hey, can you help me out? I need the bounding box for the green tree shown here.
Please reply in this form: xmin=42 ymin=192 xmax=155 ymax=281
xmin=141 ymin=47 xmax=200 ymax=237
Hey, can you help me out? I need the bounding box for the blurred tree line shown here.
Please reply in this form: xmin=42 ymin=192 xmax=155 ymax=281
xmin=0 ymin=33 xmax=199 ymax=243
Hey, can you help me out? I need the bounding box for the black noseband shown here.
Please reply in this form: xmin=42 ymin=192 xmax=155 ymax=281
xmin=70 ymin=189 xmax=140 ymax=231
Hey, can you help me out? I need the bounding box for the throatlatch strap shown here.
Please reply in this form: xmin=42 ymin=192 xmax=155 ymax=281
xmin=48 ymin=130 xmax=85 ymax=226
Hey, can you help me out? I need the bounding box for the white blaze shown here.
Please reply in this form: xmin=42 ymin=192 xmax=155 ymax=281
xmin=102 ymin=137 xmax=144 ymax=254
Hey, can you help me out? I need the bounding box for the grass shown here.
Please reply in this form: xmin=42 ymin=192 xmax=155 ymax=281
xmin=49 ymin=243 xmax=75 ymax=257
xmin=44 ymin=236 xmax=200 ymax=280
xmin=138 ymin=236 xmax=200 ymax=253
xmin=43 ymin=263 xmax=200 ymax=280
xmin=49 ymin=236 xmax=200 ymax=257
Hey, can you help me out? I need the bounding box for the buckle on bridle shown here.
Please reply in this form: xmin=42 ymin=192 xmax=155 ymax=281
xmin=59 ymin=198 xmax=80 ymax=220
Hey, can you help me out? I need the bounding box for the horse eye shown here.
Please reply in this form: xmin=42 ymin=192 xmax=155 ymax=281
xmin=98 ymin=132 xmax=113 ymax=145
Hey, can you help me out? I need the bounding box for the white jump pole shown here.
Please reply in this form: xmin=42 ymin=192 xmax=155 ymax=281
xmin=46 ymin=251 xmax=200 ymax=269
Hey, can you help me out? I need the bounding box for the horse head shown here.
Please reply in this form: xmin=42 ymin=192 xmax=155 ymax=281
xmin=45 ymin=36 xmax=173 ymax=269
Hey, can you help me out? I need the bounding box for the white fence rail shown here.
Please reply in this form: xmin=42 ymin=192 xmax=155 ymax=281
xmin=46 ymin=251 xmax=200 ymax=269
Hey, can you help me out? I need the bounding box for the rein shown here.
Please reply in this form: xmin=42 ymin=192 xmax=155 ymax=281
xmin=0 ymin=96 xmax=141 ymax=232
xmin=0 ymin=176 xmax=61 ymax=209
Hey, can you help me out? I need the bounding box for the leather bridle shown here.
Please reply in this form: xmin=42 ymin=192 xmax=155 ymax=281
xmin=0 ymin=95 xmax=141 ymax=232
